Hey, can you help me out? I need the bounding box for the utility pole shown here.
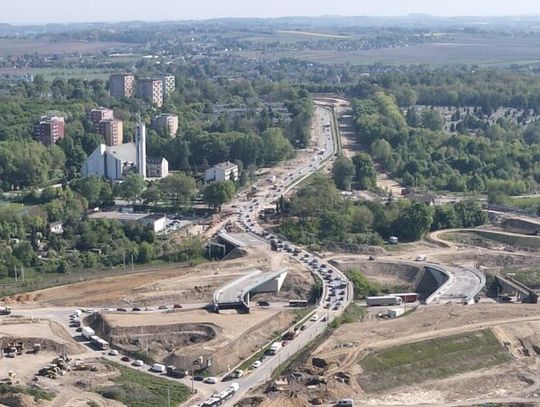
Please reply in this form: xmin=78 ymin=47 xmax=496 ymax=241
xmin=14 ymin=266 xmax=17 ymax=283
xmin=131 ymin=254 xmax=134 ymax=272
xmin=21 ymin=267 xmax=24 ymax=284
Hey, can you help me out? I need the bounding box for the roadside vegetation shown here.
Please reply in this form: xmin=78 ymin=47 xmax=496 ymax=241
xmin=278 ymin=174 xmax=486 ymax=246
xmin=99 ymin=360 xmax=190 ymax=407
xmin=359 ymin=329 xmax=512 ymax=392
xmin=0 ymin=384 xmax=55 ymax=402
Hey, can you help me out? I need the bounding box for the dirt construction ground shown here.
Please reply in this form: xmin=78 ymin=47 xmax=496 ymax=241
xmin=1 ymin=246 xmax=314 ymax=309
xmin=95 ymin=307 xmax=297 ymax=374
xmin=259 ymin=304 xmax=540 ymax=407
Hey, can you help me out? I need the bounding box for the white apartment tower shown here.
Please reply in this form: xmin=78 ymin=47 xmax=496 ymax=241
xmin=136 ymin=121 xmax=147 ymax=179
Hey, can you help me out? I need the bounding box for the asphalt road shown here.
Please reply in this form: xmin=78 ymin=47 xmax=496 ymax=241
xmin=194 ymin=105 xmax=352 ymax=407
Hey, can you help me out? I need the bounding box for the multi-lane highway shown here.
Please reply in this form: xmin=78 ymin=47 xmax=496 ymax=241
xmin=192 ymin=105 xmax=353 ymax=406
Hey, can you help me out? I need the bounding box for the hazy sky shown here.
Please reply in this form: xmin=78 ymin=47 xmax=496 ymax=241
xmin=4 ymin=0 xmax=540 ymax=24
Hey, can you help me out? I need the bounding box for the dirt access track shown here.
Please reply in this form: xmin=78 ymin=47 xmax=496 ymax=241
xmin=261 ymin=304 xmax=540 ymax=407
xmin=2 ymin=246 xmax=314 ymax=308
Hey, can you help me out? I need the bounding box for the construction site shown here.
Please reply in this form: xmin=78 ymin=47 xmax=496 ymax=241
xmin=0 ymin=96 xmax=539 ymax=407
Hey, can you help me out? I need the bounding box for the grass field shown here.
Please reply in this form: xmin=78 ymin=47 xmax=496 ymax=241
xmin=0 ymin=38 xmax=127 ymax=57
xmin=359 ymin=329 xmax=512 ymax=392
xmin=99 ymin=360 xmax=191 ymax=407
xmin=503 ymin=267 xmax=540 ymax=290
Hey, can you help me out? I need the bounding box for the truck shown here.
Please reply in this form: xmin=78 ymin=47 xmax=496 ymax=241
xmin=366 ymin=296 xmax=403 ymax=307
xmin=150 ymin=363 xmax=166 ymax=373
xmin=0 ymin=306 xmax=12 ymax=315
xmin=268 ymin=341 xmax=282 ymax=355
xmin=82 ymin=327 xmax=95 ymax=340
xmin=394 ymin=293 xmax=419 ymax=303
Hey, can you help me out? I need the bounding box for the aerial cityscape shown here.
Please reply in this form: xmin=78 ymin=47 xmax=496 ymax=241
xmin=0 ymin=1 xmax=540 ymax=407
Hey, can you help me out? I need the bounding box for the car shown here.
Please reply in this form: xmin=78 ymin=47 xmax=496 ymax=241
xmin=233 ymin=369 xmax=244 ymax=378
xmin=300 ymin=325 xmax=307 ymax=331
xmin=321 ymin=316 xmax=327 ymax=322
xmin=320 ymin=264 xmax=328 ymax=269
xmin=194 ymin=375 xmax=205 ymax=381
xmin=368 ymin=255 xmax=376 ymax=261
xmin=109 ymin=349 xmax=119 ymax=356
xmin=324 ymin=303 xmax=330 ymax=309
xmin=116 ymin=308 xmax=128 ymax=312
xmin=257 ymin=301 xmax=270 ymax=307
xmin=173 ymin=304 xmax=183 ymax=309
xmin=310 ymin=315 xmax=319 ymax=321
xmin=204 ymin=377 xmax=218 ymax=384
xmin=132 ymin=360 xmax=144 ymax=367
xmin=158 ymin=305 xmax=168 ymax=310
xmin=252 ymin=360 xmax=262 ymax=369
xmin=132 ymin=307 xmax=142 ymax=312
xmin=121 ymin=356 xmax=130 ymax=362
xmin=75 ymin=327 xmax=83 ymax=332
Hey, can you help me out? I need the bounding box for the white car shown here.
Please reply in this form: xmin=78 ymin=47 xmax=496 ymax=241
xmin=252 ymin=360 xmax=262 ymax=369
xmin=108 ymin=349 xmax=119 ymax=356
xmin=204 ymin=377 xmax=218 ymax=384
xmin=132 ymin=360 xmax=144 ymax=367
xmin=310 ymin=315 xmax=319 ymax=321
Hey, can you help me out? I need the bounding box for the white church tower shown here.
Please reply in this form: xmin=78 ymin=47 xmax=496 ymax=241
xmin=136 ymin=120 xmax=147 ymax=179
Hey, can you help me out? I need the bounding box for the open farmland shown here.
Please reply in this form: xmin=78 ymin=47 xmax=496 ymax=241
xmin=237 ymin=33 xmax=540 ymax=66
xmin=0 ymin=38 xmax=128 ymax=56
xmin=359 ymin=329 xmax=512 ymax=392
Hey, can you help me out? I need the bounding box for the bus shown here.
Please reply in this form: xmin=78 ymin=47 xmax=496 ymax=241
xmin=90 ymin=335 xmax=109 ymax=350
xmin=289 ymin=300 xmax=308 ymax=308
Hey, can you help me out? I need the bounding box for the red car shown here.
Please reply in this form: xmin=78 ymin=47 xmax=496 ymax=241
xmin=173 ymin=304 xmax=183 ymax=309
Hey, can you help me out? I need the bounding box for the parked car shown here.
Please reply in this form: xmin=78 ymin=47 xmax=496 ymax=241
xmin=132 ymin=307 xmax=142 ymax=312
xmin=121 ymin=356 xmax=130 ymax=362
xmin=108 ymin=350 xmax=119 ymax=356
xmin=204 ymin=377 xmax=218 ymax=384
xmin=158 ymin=305 xmax=168 ymax=310
xmin=132 ymin=360 xmax=144 ymax=367
xmin=173 ymin=304 xmax=183 ymax=309
xmin=252 ymin=360 xmax=262 ymax=369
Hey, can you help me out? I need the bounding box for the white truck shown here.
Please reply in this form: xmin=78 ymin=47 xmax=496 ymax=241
xmin=366 ymin=296 xmax=402 ymax=307
xmin=82 ymin=327 xmax=95 ymax=340
xmin=268 ymin=341 xmax=282 ymax=355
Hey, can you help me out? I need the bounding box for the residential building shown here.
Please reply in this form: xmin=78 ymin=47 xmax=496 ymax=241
xmin=146 ymin=157 xmax=169 ymax=178
xmin=137 ymin=78 xmax=163 ymax=107
xmin=152 ymin=113 xmax=178 ymax=137
xmin=204 ymin=161 xmax=239 ymax=182
xmin=35 ymin=115 xmax=65 ymax=146
xmin=48 ymin=221 xmax=64 ymax=235
xmin=99 ymin=119 xmax=124 ymax=146
xmin=89 ymin=107 xmax=114 ymax=132
xmin=109 ymin=73 xmax=135 ymax=99
xmin=161 ymin=75 xmax=175 ymax=96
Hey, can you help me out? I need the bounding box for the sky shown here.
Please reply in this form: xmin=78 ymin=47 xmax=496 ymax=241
xmin=4 ymin=0 xmax=540 ymax=24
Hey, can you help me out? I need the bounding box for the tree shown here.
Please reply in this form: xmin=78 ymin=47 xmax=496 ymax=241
xmin=119 ymin=174 xmax=146 ymax=204
xmin=75 ymin=176 xmax=112 ymax=208
xmin=260 ymin=128 xmax=294 ymax=165
xmin=158 ymin=173 xmax=197 ymax=210
xmin=352 ymin=153 xmax=377 ymax=190
xmin=203 ymin=181 xmax=236 ymax=211
xmin=420 ymin=109 xmax=444 ymax=131
xmin=394 ymin=201 xmax=433 ymax=241
xmin=332 ymin=156 xmax=355 ymax=191
xmin=454 ymin=199 xmax=487 ymax=227
xmin=431 ymin=205 xmax=459 ymax=230
xmin=349 ymin=205 xmax=374 ymax=233
xmin=141 ymin=186 xmax=162 ymax=209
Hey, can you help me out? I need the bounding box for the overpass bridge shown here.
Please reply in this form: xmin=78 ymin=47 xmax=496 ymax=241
xmin=212 ymin=269 xmax=289 ymax=312
xmin=418 ymin=264 xmax=485 ymax=305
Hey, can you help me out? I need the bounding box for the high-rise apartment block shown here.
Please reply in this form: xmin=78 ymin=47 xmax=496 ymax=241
xmin=89 ymin=107 xmax=123 ymax=146
xmin=99 ymin=119 xmax=124 ymax=146
xmin=152 ymin=113 xmax=179 ymax=137
xmin=35 ymin=115 xmax=65 ymax=146
xmin=109 ymin=73 xmax=135 ymax=99
xmin=161 ymin=75 xmax=175 ymax=96
xmin=137 ymin=78 xmax=163 ymax=107
xmin=89 ymin=107 xmax=114 ymax=132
